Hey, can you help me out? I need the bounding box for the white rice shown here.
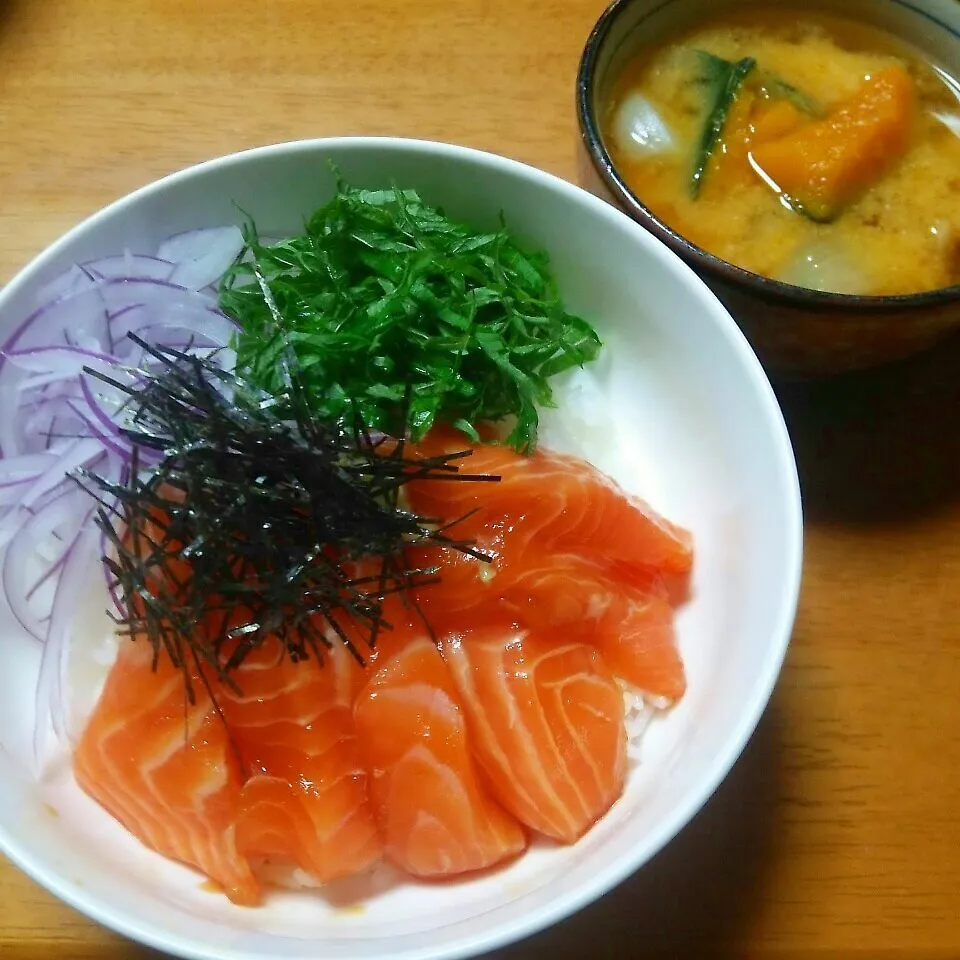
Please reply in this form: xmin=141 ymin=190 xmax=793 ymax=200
xmin=621 ymin=681 xmax=671 ymax=766
xmin=537 ymin=360 xmax=612 ymax=465
xmin=252 ymin=857 xmax=325 ymax=890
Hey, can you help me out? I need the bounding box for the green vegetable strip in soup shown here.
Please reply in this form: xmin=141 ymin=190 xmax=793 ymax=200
xmin=690 ymin=52 xmax=757 ymax=196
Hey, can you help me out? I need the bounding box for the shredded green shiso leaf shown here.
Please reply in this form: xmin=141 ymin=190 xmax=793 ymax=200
xmin=218 ymin=178 xmax=602 ymax=454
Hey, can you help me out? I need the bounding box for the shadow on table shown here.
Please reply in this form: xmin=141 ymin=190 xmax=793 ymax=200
xmin=774 ymin=331 xmax=960 ymax=525
xmin=488 ymin=696 xmax=785 ymax=960
xmin=0 ymin=0 xmax=21 ymax=30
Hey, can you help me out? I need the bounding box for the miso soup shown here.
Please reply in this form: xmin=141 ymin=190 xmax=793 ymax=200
xmin=602 ymin=8 xmax=960 ymax=296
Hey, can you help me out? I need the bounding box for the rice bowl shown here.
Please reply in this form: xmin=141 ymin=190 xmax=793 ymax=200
xmin=0 ymin=137 xmax=802 ymax=960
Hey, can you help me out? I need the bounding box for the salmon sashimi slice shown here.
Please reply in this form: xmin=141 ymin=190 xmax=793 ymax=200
xmin=220 ymin=638 xmax=383 ymax=885
xmin=500 ymin=552 xmax=686 ymax=702
xmin=332 ymin=559 xmax=428 ymax=667
xmin=234 ymin=775 xmax=378 ymax=888
xmin=353 ymin=636 xmax=527 ymax=876
xmin=595 ymin=591 xmax=684 ymax=702
xmin=407 ymin=425 xmax=693 ymax=575
xmin=74 ymin=640 xmax=260 ymax=905
xmin=75 ymin=421 xmax=691 ymax=896
xmin=408 ymin=525 xmax=687 ymax=702
xmin=401 ymin=427 xmax=690 ymax=698
xmin=443 ymin=624 xmax=627 ymax=844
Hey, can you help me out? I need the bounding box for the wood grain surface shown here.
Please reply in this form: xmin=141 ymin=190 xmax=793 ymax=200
xmin=2 ymin=1 xmax=959 ymax=958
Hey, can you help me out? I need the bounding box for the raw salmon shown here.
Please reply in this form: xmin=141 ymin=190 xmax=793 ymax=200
xmin=332 ymin=559 xmax=427 ymax=666
xmin=499 ymin=552 xmax=685 ymax=701
xmin=443 ymin=624 xmax=627 ymax=843
xmin=407 ymin=425 xmax=693 ymax=575
xmin=74 ymin=639 xmax=260 ymax=905
xmin=75 ymin=425 xmax=692 ymax=897
xmin=76 ymin=620 xmax=383 ymax=903
xmin=353 ymin=636 xmax=527 ymax=876
xmin=404 ymin=427 xmax=691 ymax=700
xmin=593 ymin=590 xmax=685 ymax=701
xmin=220 ymin=637 xmax=383 ymax=887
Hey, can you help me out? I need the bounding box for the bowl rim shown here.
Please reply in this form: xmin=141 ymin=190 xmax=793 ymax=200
xmin=576 ymin=0 xmax=960 ymax=312
xmin=0 ymin=135 xmax=804 ymax=960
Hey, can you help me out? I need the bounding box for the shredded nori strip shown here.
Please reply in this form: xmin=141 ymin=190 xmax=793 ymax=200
xmin=73 ymin=335 xmax=498 ymax=703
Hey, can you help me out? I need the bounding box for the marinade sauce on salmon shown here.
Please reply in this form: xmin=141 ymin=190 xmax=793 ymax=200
xmin=74 ymin=427 xmax=693 ymax=903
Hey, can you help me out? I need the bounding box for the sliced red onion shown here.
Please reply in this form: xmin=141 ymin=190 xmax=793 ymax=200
xmin=3 ymin=344 xmax=119 ymax=374
xmin=2 ymin=286 xmax=113 ymax=363
xmin=20 ymin=413 xmax=78 ymax=453
xmin=33 ymin=264 xmax=94 ymax=305
xmin=33 ymin=254 xmax=177 ymax=306
xmin=106 ymin=306 xmax=232 ymax=364
xmin=34 ymin=520 xmax=102 ymax=757
xmin=96 ymin=276 xmax=216 ymax=313
xmin=20 ymin=398 xmax=91 ymax=458
xmin=27 ymin=542 xmax=73 ymax=603
xmin=0 ymin=288 xmax=236 ymax=458
xmin=161 ymin=226 xmax=245 ymax=291
xmin=158 ymin=226 xmax=242 ymax=261
xmin=82 ymin=253 xmax=175 ymax=283
xmin=0 ymin=439 xmax=104 ymax=543
xmin=3 ymin=490 xmax=90 ymax=639
xmin=0 ymin=224 xmax=251 ymax=759
xmin=0 ymin=451 xmax=62 ymax=479
xmin=65 ymin=400 xmax=132 ymax=459
xmin=0 ymin=450 xmax=75 ymax=506
xmin=0 ymin=473 xmax=54 ymax=508
xmin=16 ymin=368 xmax=95 ymax=393
xmin=18 ymin=470 xmax=103 ymax=530
xmin=78 ymin=375 xmax=131 ymax=443
xmin=2 ymin=280 xmax=225 ymax=379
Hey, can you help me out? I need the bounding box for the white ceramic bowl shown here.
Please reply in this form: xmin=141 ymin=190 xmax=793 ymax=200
xmin=0 ymin=138 xmax=802 ymax=960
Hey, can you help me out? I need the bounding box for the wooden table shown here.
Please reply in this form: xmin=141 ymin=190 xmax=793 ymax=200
xmin=2 ymin=1 xmax=959 ymax=957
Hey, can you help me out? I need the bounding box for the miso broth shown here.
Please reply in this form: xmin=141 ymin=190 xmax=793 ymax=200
xmin=602 ymin=9 xmax=960 ymax=295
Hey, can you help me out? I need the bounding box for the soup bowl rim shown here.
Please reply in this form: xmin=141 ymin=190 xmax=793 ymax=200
xmin=576 ymin=0 xmax=960 ymax=312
